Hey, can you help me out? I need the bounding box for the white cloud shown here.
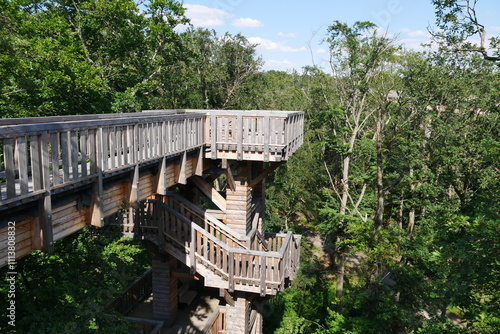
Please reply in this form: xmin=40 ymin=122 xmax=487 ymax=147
xmin=278 ymin=32 xmax=296 ymax=38
xmin=406 ymin=30 xmax=430 ymax=38
xmin=316 ymin=48 xmax=328 ymax=54
xmin=247 ymin=37 xmax=307 ymax=52
xmin=184 ymin=4 xmax=232 ymax=27
xmin=232 ymin=17 xmax=263 ymax=28
xmin=489 ymin=26 xmax=500 ymax=32
xmin=263 ymin=60 xmax=295 ymax=70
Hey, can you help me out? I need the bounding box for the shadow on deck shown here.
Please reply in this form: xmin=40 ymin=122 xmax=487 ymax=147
xmin=127 ymin=289 xmax=221 ymax=334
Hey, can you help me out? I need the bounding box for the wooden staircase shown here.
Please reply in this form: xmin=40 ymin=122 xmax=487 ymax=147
xmin=133 ymin=193 xmax=301 ymax=297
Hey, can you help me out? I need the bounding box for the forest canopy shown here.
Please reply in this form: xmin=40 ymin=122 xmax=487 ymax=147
xmin=0 ymin=0 xmax=499 ymax=333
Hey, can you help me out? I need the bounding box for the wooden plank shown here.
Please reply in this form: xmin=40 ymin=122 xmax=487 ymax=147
xmin=90 ymin=128 xmax=104 ymax=227
xmin=16 ymin=137 xmax=29 ymax=194
xmin=237 ymin=115 xmax=243 ymax=160
xmin=30 ymin=135 xmax=42 ymax=191
xmin=50 ymin=133 xmax=61 ymax=185
xmin=228 ymin=252 xmax=235 ymax=292
xmin=39 ymin=131 xmax=54 ymax=253
xmin=211 ymin=115 xmax=217 ymax=159
xmin=102 ymin=127 xmax=109 ymax=171
xmin=109 ymin=127 xmax=116 ymax=170
xmin=61 ymin=131 xmax=70 ymax=182
xmin=0 ymin=113 xmax=205 ymax=138
xmin=260 ymin=255 xmax=266 ymax=296
xmin=80 ymin=130 xmax=88 ymax=178
xmin=71 ymin=131 xmax=79 ymax=180
xmin=4 ymin=138 xmax=15 ymax=198
xmin=178 ymin=151 xmax=187 ymax=185
xmin=263 ymin=116 xmax=270 ymax=163
xmin=190 ymin=175 xmax=226 ymax=212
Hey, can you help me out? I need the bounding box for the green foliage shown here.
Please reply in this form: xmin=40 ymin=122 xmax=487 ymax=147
xmin=431 ymin=0 xmax=500 ymax=61
xmin=0 ymin=226 xmax=150 ymax=333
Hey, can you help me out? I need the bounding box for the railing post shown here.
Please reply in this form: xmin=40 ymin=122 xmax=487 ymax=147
xmin=263 ymin=116 xmax=270 ymax=162
xmin=4 ymin=138 xmax=15 ymax=198
xmin=260 ymin=255 xmax=266 ymax=296
xmin=210 ymin=114 xmax=217 ymax=159
xmin=190 ymin=225 xmax=196 ymax=273
xmin=228 ymin=251 xmax=235 ymax=292
xmin=237 ymin=114 xmax=243 ymax=161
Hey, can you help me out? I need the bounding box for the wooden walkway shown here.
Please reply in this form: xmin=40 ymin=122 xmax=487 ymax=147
xmin=0 ymin=109 xmax=304 ymax=270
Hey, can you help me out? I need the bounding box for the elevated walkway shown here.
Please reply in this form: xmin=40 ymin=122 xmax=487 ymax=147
xmin=0 ymin=109 xmax=304 ymax=334
xmin=0 ymin=109 xmax=303 ymax=267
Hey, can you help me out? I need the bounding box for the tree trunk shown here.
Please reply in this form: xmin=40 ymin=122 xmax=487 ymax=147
xmin=374 ymin=105 xmax=385 ymax=230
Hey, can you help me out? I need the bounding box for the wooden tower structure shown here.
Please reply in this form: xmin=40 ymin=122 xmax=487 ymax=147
xmin=0 ymin=109 xmax=304 ymax=333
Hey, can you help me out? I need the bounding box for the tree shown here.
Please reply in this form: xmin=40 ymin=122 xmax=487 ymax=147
xmin=0 ymin=0 xmax=189 ymax=116
xmin=431 ymin=0 xmax=500 ymax=61
xmin=321 ymin=21 xmax=399 ymax=313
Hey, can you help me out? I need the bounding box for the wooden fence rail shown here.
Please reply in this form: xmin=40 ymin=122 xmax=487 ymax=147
xmin=137 ymin=199 xmax=301 ymax=296
xmin=204 ymin=309 xmax=226 ymax=334
xmin=107 ymin=268 xmax=153 ymax=315
xmin=0 ymin=112 xmax=205 ymax=205
xmin=200 ymin=110 xmax=304 ymax=162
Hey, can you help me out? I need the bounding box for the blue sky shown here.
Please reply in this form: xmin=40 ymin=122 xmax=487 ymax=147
xmin=180 ymin=0 xmax=500 ymax=71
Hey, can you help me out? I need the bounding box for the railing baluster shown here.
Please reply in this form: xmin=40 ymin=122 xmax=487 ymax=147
xmin=17 ymin=137 xmax=28 ymax=194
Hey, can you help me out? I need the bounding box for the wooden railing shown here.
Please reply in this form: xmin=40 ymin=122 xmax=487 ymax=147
xmin=123 ymin=317 xmax=163 ymax=334
xmin=107 ymin=269 xmax=153 ymax=315
xmin=137 ymin=199 xmax=301 ymax=296
xmin=0 ymin=111 xmax=204 ymax=205
xmin=204 ymin=309 xmax=226 ymax=334
xmin=200 ymin=110 xmax=304 ymax=162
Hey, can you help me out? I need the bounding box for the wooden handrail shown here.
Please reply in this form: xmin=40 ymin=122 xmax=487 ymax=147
xmin=107 ymin=268 xmax=153 ymax=315
xmin=0 ymin=113 xmax=204 ymax=204
xmin=203 ymin=309 xmax=226 ymax=334
xmin=137 ymin=199 xmax=302 ymax=295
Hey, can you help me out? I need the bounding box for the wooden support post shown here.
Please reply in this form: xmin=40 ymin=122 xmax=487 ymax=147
xmin=211 ymin=114 xmax=217 ymax=159
xmin=223 ymin=159 xmax=236 ymax=192
xmin=195 ymin=146 xmax=204 ymax=176
xmin=220 ymin=288 xmax=235 ymax=307
xmin=225 ymin=292 xmax=248 ymax=334
xmin=155 ymin=157 xmax=166 ymax=195
xmin=4 ymin=138 xmax=15 ymax=198
xmin=248 ymin=162 xmax=283 ymax=188
xmin=263 ymin=116 xmax=270 ymax=163
xmin=152 ymin=253 xmax=178 ymax=327
xmin=190 ymin=175 xmax=227 ymax=212
xmin=190 ymin=225 xmax=196 ymax=273
xmin=90 ymin=128 xmax=104 ymax=227
xmin=237 ymin=115 xmax=243 ymax=161
xmin=260 ymin=256 xmax=266 ymax=296
xmin=228 ymin=252 xmax=235 ymax=292
xmin=39 ymin=132 xmax=54 ymax=252
xmin=178 ymin=151 xmax=187 ymax=185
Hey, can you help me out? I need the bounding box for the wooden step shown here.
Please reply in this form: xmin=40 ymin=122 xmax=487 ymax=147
xmin=178 ymin=282 xmax=197 ymax=305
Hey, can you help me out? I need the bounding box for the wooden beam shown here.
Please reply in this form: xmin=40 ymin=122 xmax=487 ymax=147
xmin=223 ymin=159 xmax=236 ymax=192
xmin=195 ymin=147 xmax=203 ymax=176
xmin=248 ymin=162 xmax=283 ymax=188
xmin=155 ymin=157 xmax=166 ymax=195
xmin=90 ymin=129 xmax=104 ymax=227
xmin=220 ymin=288 xmax=235 ymax=307
xmin=178 ymin=151 xmax=187 ymax=185
xmin=171 ymin=271 xmax=201 ymax=281
xmin=39 ymin=132 xmax=54 ymax=252
xmin=190 ymin=175 xmax=226 ymax=212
